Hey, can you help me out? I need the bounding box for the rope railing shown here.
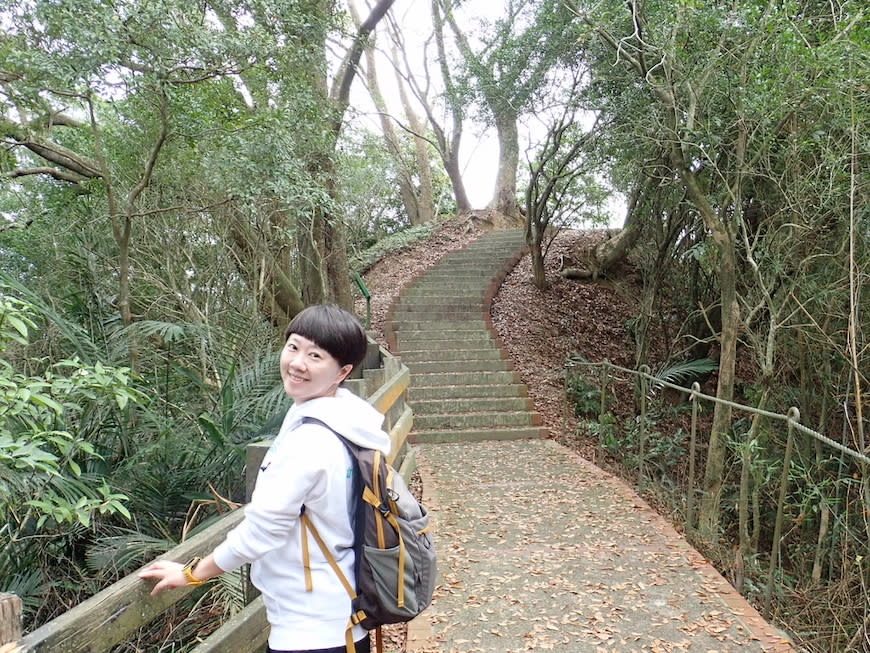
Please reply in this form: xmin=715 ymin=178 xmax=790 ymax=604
xmin=566 ymin=358 xmax=869 ymax=606
xmin=569 ymin=358 xmax=870 ymax=466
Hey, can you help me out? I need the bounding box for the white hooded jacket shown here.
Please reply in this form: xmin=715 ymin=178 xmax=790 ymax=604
xmin=213 ymin=388 xmax=390 ymax=650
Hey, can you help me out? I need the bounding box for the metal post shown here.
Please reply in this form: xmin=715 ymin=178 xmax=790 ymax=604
xmin=638 ymin=365 xmax=650 ymax=487
xmin=687 ymin=382 xmax=700 ymax=533
xmin=765 ymin=406 xmax=799 ymax=606
xmin=352 ymin=272 xmax=372 ymax=329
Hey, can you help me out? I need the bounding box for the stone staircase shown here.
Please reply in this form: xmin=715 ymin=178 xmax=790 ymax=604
xmin=387 ymin=228 xmax=547 ymax=444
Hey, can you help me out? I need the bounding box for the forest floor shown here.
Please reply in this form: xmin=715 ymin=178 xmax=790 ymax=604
xmin=357 ymin=215 xmax=701 ymax=652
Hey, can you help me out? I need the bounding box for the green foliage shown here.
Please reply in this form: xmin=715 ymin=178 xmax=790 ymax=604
xmin=650 ymin=358 xmax=719 ymax=390
xmin=0 ymin=288 xmax=147 ymax=612
xmin=587 ymin=411 xmax=618 ymax=452
xmin=348 ymin=218 xmax=449 ymax=275
xmin=565 ymin=373 xmax=602 ymax=418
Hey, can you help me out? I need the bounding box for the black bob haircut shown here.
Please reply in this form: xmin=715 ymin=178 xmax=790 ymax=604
xmin=283 ymin=304 xmax=367 ymax=371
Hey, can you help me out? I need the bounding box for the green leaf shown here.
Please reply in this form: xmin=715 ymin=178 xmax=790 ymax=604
xmin=5 ymin=314 xmax=30 ymax=338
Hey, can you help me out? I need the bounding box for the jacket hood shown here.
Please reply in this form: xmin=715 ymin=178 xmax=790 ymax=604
xmin=285 ymin=387 xmax=391 ymax=455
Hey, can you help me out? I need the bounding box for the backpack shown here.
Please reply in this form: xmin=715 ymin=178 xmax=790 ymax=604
xmin=299 ymin=417 xmax=437 ymax=653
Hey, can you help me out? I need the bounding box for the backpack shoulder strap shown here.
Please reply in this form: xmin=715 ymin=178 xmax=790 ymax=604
xmin=299 ymin=417 xmax=367 ymax=588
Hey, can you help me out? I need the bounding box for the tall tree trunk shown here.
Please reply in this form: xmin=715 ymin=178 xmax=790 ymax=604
xmin=297 ymin=206 xmax=327 ymax=306
xmin=355 ymin=4 xmax=427 ymax=226
xmin=670 ymin=141 xmax=740 ymax=540
xmin=444 ymin=151 xmax=471 ymax=213
xmin=396 ymin=63 xmax=435 ymax=224
xmin=301 ymin=0 xmax=395 ymax=311
xmin=427 ymin=0 xmax=471 ymax=213
xmin=700 ymin=224 xmax=740 ymax=539
xmin=525 ymin=217 xmax=547 ymax=290
xmin=489 ymin=110 xmax=520 ymax=219
xmin=592 ymin=173 xmax=650 ymax=272
xmin=227 ymin=211 xmax=305 ymax=325
xmin=323 ymin=210 xmax=355 ymax=310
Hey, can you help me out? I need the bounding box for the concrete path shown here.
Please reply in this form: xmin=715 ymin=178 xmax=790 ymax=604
xmin=391 ymin=229 xmax=793 ymax=652
xmin=408 ymin=440 xmax=793 ymax=653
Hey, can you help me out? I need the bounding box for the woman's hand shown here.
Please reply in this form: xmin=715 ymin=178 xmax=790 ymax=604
xmin=138 ymin=560 xmax=188 ymax=596
xmin=139 ymin=554 xmax=223 ymax=596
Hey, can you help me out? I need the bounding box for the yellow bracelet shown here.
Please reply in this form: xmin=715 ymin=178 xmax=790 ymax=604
xmin=181 ymin=557 xmax=206 ymax=587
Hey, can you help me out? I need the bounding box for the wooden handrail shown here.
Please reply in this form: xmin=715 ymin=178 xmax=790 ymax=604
xmin=3 ymin=344 xmax=413 ymax=653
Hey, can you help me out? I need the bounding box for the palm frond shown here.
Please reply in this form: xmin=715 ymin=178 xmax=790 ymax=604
xmin=86 ymin=530 xmax=175 ymax=574
xmin=121 ymin=319 xmax=200 ymax=345
xmin=0 ymin=272 xmax=100 ymax=362
xmin=651 ymin=358 xmax=718 ymax=389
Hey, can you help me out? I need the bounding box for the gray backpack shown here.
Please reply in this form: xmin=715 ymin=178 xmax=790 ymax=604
xmin=300 ymin=418 xmax=437 ymax=653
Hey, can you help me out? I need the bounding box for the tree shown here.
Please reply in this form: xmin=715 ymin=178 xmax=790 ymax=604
xmin=524 ymin=69 xmax=602 ymax=288
xmin=380 ymin=1 xmax=473 ymax=213
xmin=441 ymin=0 xmax=579 ymax=219
xmin=350 ymin=0 xmax=436 ymax=227
xmin=566 ymin=0 xmax=868 ymax=539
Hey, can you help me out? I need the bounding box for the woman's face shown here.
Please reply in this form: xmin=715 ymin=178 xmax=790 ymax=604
xmin=280 ymin=333 xmax=352 ymax=404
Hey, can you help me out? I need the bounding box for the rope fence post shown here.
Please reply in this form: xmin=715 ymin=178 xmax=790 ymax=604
xmin=599 ymin=361 xmax=609 ymax=422
xmin=687 ymin=382 xmax=700 ymax=533
xmin=637 ymin=365 xmax=650 ymax=488
xmin=765 ymin=406 xmax=799 ymax=607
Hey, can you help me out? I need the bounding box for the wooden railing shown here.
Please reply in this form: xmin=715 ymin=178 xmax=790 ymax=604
xmin=1 ymin=340 xmax=413 ymax=653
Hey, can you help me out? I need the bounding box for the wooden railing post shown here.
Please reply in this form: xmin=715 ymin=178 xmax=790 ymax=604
xmin=0 ymin=593 xmax=22 ymax=650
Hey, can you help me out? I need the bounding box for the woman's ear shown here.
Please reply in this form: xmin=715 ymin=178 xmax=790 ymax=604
xmin=337 ymin=364 xmax=353 ymax=384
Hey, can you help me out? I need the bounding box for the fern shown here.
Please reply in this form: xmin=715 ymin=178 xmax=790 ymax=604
xmin=651 ymin=358 xmax=718 ymax=389
xmin=123 ymin=319 xmax=196 ymax=344
xmin=86 ymin=530 xmax=175 ymax=574
xmin=349 ymin=218 xmax=447 ymax=274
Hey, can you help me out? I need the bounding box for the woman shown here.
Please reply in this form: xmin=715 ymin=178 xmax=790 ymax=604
xmin=139 ymin=304 xmax=390 ymax=653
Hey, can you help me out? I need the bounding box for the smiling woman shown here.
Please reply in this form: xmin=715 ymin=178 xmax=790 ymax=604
xmin=140 ymin=304 xmax=391 ymax=653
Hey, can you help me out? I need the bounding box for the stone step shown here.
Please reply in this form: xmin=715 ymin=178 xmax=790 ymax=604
xmin=411 ymin=426 xmax=545 ymax=444
xmin=397 ymin=336 xmax=498 ymax=348
xmin=412 ymin=278 xmax=495 ymax=286
xmin=402 ymin=285 xmax=488 ymax=293
xmin=397 ymin=297 xmax=486 ymax=307
xmin=391 ymin=320 xmax=489 ymax=332
xmin=416 ymin=270 xmax=497 ymax=278
xmin=408 ymin=384 xmax=528 ymax=401
xmin=394 ymin=306 xmax=484 ymax=316
xmin=410 ymin=396 xmax=533 ymax=414
xmin=396 ymin=331 xmax=495 ymax=343
xmin=390 ymin=229 xmax=539 ymax=446
xmin=414 ymin=411 xmax=539 ymax=430
xmin=399 ymin=348 xmax=504 ymax=363
xmin=406 ymin=359 xmax=511 ymax=374
xmin=410 ymin=370 xmax=521 ymax=387
xmin=393 ymin=297 xmax=483 ymax=310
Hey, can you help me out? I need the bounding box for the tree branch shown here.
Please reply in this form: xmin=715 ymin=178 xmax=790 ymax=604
xmin=5 ymin=166 xmax=87 ymax=184
xmin=330 ymin=0 xmax=396 ymax=117
xmin=1 ymin=120 xmax=102 ymax=178
xmin=127 ymin=87 xmax=169 ymax=207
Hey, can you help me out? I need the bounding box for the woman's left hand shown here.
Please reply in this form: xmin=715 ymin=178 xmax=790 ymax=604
xmin=138 ymin=560 xmax=188 ymax=596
